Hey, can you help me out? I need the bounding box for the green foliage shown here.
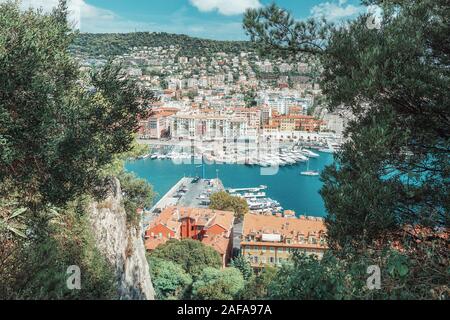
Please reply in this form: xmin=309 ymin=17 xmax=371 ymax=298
xmin=230 ymin=255 xmax=253 ymax=281
xmin=150 ymin=239 xmax=222 ymax=276
xmin=244 ymin=90 xmax=257 ymax=108
xmin=244 ymin=0 xmax=449 ymax=300
xmin=148 ymin=256 xmax=192 ymax=300
xmin=191 ymin=267 xmax=245 ymax=300
xmin=318 ymin=0 xmax=450 ymax=248
xmin=0 ymin=201 xmax=117 ymax=300
xmin=268 ymin=252 xmax=362 ymax=300
xmin=117 ymin=171 xmax=154 ymax=227
xmin=0 ymin=201 xmax=27 ymax=238
xmin=0 ymin=0 xmax=154 ymax=207
xmin=102 ymin=139 xmax=150 ymax=176
xmin=209 ymin=191 xmax=249 ymax=220
xmin=267 ymin=245 xmax=449 ymax=300
xmin=243 ymin=3 xmax=331 ymax=57
xmin=0 ymin=1 xmax=154 ymax=300
xmin=72 ymin=32 xmax=255 ymax=59
xmin=240 ymin=266 xmax=278 ymax=300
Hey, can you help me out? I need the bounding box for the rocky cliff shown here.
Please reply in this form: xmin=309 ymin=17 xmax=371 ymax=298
xmin=87 ymin=178 xmax=154 ymax=300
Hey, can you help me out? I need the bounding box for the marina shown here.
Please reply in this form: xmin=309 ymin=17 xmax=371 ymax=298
xmin=226 ymin=185 xmax=284 ymax=215
xmin=137 ymin=139 xmax=338 ymax=168
xmin=126 ymin=150 xmax=335 ymax=217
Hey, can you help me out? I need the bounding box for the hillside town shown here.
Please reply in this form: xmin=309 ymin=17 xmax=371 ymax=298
xmin=74 ymin=44 xmax=341 ymax=269
xmin=76 ymin=44 xmax=348 ymax=149
xmin=2 ymin=0 xmax=447 ymax=303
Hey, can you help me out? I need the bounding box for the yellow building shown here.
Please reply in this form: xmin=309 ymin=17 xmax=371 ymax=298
xmin=241 ymin=214 xmax=328 ymax=269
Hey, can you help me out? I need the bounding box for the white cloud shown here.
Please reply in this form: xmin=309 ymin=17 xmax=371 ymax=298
xmin=0 ymin=0 xmax=117 ymax=30
xmin=0 ymin=0 xmax=250 ymax=40
xmin=311 ymin=1 xmax=363 ymax=21
xmin=189 ymin=0 xmax=262 ymax=16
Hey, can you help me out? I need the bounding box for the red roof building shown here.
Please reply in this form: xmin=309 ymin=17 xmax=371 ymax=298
xmin=145 ymin=207 xmax=235 ymax=267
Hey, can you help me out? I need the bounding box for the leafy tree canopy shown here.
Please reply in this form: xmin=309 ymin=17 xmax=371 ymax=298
xmin=72 ymin=32 xmax=255 ymax=59
xmin=209 ymin=191 xmax=249 ymax=220
xmin=191 ymin=267 xmax=245 ymax=300
xmin=230 ymin=255 xmax=253 ymax=281
xmin=0 ymin=1 xmax=155 ymax=209
xmin=150 ymin=239 xmax=222 ymax=276
xmin=147 ymin=256 xmax=192 ymax=300
xmin=0 ymin=0 xmax=156 ymax=299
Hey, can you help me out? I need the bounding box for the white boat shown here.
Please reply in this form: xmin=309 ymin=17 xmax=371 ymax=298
xmin=293 ymin=153 xmax=309 ymax=162
xmin=318 ymin=148 xmax=335 ymax=154
xmin=301 ymin=171 xmax=320 ymax=176
xmin=301 ymin=160 xmax=320 ymax=176
xmin=280 ymin=156 xmax=296 ymax=165
xmin=243 ymin=192 xmax=266 ymax=198
xmin=259 ymin=161 xmax=270 ymax=167
xmin=301 ymin=149 xmax=320 ymax=158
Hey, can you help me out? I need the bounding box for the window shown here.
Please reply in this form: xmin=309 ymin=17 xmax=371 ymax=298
xmin=269 ymin=257 xmax=275 ymax=264
xmin=262 ymin=246 xmax=266 ymax=252
xmin=270 ymin=247 xmax=275 ymax=252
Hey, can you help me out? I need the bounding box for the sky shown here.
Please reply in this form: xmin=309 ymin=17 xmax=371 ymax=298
xmin=4 ymin=0 xmax=370 ymax=40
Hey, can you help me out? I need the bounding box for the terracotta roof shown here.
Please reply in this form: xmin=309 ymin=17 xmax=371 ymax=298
xmin=150 ymin=111 xmax=176 ymax=118
xmin=232 ymin=107 xmax=260 ymax=113
xmin=145 ymin=237 xmax=169 ymax=251
xmin=145 ymin=207 xmax=235 ymax=256
xmin=275 ymin=115 xmax=315 ymax=120
xmin=242 ymin=213 xmax=327 ymax=250
xmin=206 ymin=211 xmax=235 ymax=235
xmin=202 ymin=235 xmax=230 ymax=255
xmin=147 ymin=207 xmax=182 ymax=234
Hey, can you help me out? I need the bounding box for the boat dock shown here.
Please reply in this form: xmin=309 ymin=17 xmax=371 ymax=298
xmin=143 ymin=177 xmax=224 ymax=229
xmin=227 ymin=185 xmax=267 ymax=193
xmin=226 ymin=185 xmax=284 ymax=215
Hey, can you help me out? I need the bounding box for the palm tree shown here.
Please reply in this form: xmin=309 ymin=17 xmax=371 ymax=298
xmin=0 ymin=206 xmax=27 ymax=238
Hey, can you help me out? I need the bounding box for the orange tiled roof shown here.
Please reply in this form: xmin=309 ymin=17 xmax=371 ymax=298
xmin=242 ymin=213 xmax=328 ymax=250
xmin=145 ymin=237 xmax=170 ymax=251
xmin=145 ymin=207 xmax=235 ymax=255
xmin=275 ymin=115 xmax=315 ymax=120
xmin=147 ymin=207 xmax=182 ymax=234
xmin=202 ymin=235 xmax=230 ymax=255
xmin=206 ymin=211 xmax=234 ymax=234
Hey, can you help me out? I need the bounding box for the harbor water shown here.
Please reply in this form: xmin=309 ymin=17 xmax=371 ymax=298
xmin=125 ymin=152 xmax=335 ymax=217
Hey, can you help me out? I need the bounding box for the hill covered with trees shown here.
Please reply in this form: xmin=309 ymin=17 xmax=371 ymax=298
xmin=72 ymin=32 xmax=255 ymax=58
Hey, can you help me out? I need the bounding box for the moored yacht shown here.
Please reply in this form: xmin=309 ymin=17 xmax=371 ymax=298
xmin=301 ymin=149 xmax=320 ymax=158
xmin=300 ymin=170 xmax=320 ymax=176
xmin=301 ymin=160 xmax=320 ymax=176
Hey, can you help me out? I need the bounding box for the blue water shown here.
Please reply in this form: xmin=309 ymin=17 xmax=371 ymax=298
xmin=125 ymin=152 xmax=335 ymax=217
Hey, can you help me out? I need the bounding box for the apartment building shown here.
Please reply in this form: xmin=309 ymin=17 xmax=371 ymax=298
xmin=171 ymin=113 xmax=249 ymax=141
xmin=241 ymin=214 xmax=328 ymax=269
xmin=138 ymin=110 xmax=177 ymax=139
xmin=230 ymin=107 xmax=262 ymax=129
xmin=145 ymin=207 xmax=235 ymax=267
xmin=270 ymin=115 xmax=325 ymax=132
